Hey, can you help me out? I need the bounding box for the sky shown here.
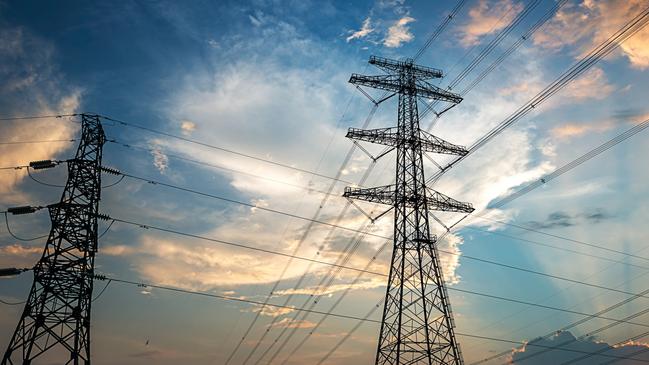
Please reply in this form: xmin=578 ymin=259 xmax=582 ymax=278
xmin=1 ymin=0 xmax=649 ymax=364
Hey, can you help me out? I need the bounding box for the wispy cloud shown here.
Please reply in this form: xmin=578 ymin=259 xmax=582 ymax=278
xmin=347 ymin=17 xmax=374 ymax=42
xmin=383 ymin=16 xmax=415 ymax=48
xmin=150 ymin=145 xmax=169 ymax=174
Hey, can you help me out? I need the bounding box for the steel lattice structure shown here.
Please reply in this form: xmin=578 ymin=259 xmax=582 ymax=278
xmin=344 ymin=56 xmax=474 ymax=365
xmin=2 ymin=114 xmax=105 ymax=365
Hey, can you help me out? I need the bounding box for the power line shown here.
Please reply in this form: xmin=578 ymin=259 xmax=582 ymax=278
xmin=0 ymin=139 xmax=77 ymax=145
xmin=102 ymin=214 xmax=649 ymax=334
xmin=0 ymin=114 xmax=78 ymax=121
xmin=420 ymin=0 xmax=569 ymax=126
xmin=559 ymin=328 xmax=649 ymax=365
xmin=99 ymin=275 xmax=378 ymax=323
xmin=260 ymin=103 xmax=649 ymax=362
xmin=487 ymin=116 xmax=649 ymax=210
xmin=3 ymin=213 xmax=48 ymax=242
xmin=427 ymin=5 xmax=649 ymax=183
xmin=503 ymin=305 xmax=649 ymax=365
xmin=108 ymin=216 xmax=384 ymax=276
xmin=304 ymin=113 xmax=649 ymax=363
xmin=106 ymin=139 xmax=337 ymax=197
xmin=413 ymin=0 xmax=468 ymax=60
xmin=478 ymin=215 xmax=649 ymax=264
xmin=447 ymin=0 xmax=542 ymax=92
xmin=465 ymin=225 xmax=649 ymax=271
xmin=96 ymin=275 xmax=649 ymax=364
xmin=469 ymin=285 xmax=649 ymax=364
xmin=114 ymin=170 xmax=389 ymax=240
xmin=0 ymin=165 xmax=28 ymax=171
xmin=99 ymin=114 xmax=356 ymax=185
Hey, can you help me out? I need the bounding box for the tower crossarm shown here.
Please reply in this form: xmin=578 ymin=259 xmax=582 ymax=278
xmin=419 ymin=129 xmax=468 ymax=156
xmin=346 ymin=127 xmax=468 ymax=156
xmin=369 ymin=55 xmax=443 ymax=80
xmin=426 ymin=187 xmax=475 ymax=213
xmin=349 ymin=74 xmax=463 ymax=104
xmin=343 ymin=185 xmax=396 ymax=206
xmin=344 ymin=185 xmax=474 ymax=213
xmin=349 ymin=74 xmax=402 ymax=94
xmin=416 ymin=79 xmax=463 ymax=103
xmin=346 ymin=127 xmax=398 ymax=147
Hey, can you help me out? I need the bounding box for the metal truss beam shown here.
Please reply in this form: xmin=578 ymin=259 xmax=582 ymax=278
xmin=349 ymin=74 xmax=463 ymax=104
xmin=346 ymin=127 xmax=468 ymax=156
xmin=343 ymin=185 xmax=474 ymax=213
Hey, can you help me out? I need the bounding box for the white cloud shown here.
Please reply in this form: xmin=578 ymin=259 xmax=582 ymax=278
xmin=150 ymin=145 xmax=169 ymax=174
xmin=347 ymin=17 xmax=374 ymax=42
xmin=383 ymin=16 xmax=415 ymax=48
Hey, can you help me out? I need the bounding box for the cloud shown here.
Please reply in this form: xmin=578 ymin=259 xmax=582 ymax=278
xmin=550 ymin=121 xmax=614 ymax=139
xmin=550 ymin=108 xmax=649 ymax=140
xmin=533 ymin=0 xmax=649 ymax=69
xmin=0 ymin=26 xmax=81 ymax=203
xmin=347 ymin=17 xmax=374 ymax=42
xmin=525 ymin=209 xmax=614 ymax=229
xmin=526 ymin=211 xmax=574 ymax=229
xmin=458 ymin=0 xmax=524 ymax=46
xmin=150 ymin=145 xmax=169 ymax=174
xmin=560 ymin=67 xmax=614 ymax=101
xmin=510 ymin=331 xmax=649 ymax=364
xmin=268 ymin=317 xmax=316 ymax=329
xmin=383 ymin=16 xmax=415 ymax=48
xmin=129 ymin=235 xmax=328 ymax=289
xmin=273 ymin=277 xmax=385 ymax=297
xmin=249 ymin=304 xmax=295 ymax=317
xmin=180 ymin=120 xmax=196 ymax=135
xmin=0 ymin=243 xmax=42 ymax=268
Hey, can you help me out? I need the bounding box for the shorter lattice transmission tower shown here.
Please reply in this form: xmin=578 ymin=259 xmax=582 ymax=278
xmin=344 ymin=56 xmax=474 ymax=365
xmin=2 ymin=114 xmax=105 ymax=365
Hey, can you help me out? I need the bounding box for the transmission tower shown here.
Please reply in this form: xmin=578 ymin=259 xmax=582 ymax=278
xmin=344 ymin=56 xmax=474 ymax=365
xmin=2 ymin=114 xmax=105 ymax=365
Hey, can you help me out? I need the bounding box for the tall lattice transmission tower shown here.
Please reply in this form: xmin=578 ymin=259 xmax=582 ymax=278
xmin=3 ymin=114 xmax=105 ymax=365
xmin=343 ymin=56 xmax=474 ymax=365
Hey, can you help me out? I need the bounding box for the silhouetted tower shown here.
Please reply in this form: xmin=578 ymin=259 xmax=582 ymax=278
xmin=3 ymin=114 xmax=105 ymax=365
xmin=344 ymin=56 xmax=474 ymax=365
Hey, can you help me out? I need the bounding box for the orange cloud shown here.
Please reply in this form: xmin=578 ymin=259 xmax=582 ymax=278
xmin=459 ymin=0 xmax=524 ymax=46
xmin=534 ymin=0 xmax=649 ymax=69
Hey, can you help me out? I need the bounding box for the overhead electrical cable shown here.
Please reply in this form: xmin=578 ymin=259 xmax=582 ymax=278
xmin=0 ymin=139 xmax=77 ymax=145
xmin=99 ymin=114 xmax=356 ymax=185
xmin=114 ymin=170 xmax=389 ymax=240
xmin=0 ymin=114 xmax=78 ymax=121
xmin=93 ymin=274 xmax=649 ymax=365
xmin=427 ymin=5 xmax=649 ymax=184
xmin=106 ymin=139 xmax=337 ymax=197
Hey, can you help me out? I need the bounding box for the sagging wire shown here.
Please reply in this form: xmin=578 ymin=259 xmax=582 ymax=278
xmin=3 ymin=212 xmax=48 ymax=242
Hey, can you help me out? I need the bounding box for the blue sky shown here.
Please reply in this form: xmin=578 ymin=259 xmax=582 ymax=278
xmin=2 ymin=0 xmax=649 ymax=364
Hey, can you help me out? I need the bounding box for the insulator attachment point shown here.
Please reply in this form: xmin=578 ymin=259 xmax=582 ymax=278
xmin=101 ymin=166 xmax=121 ymax=175
xmin=7 ymin=206 xmax=41 ymax=215
xmin=29 ymin=160 xmax=57 ymax=170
